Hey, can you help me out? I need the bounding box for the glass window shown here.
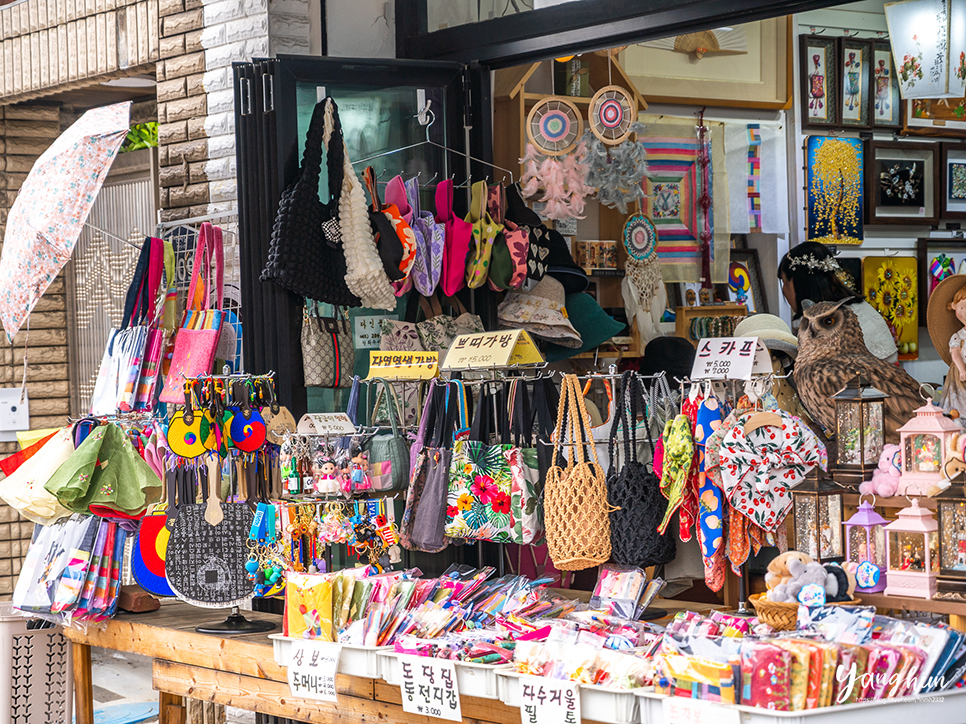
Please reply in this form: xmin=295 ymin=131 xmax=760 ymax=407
xmin=837 ymin=402 xmax=861 ymax=465
xmin=862 ymin=401 xmax=883 ymax=464
xmin=941 ymin=501 xmax=966 ymax=571
xmin=912 ymin=434 xmax=942 ymax=473
xmin=426 ymin=0 xmax=537 ymax=32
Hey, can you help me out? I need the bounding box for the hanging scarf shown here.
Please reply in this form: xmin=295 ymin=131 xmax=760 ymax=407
xmin=657 ymin=414 xmax=693 ymax=535
xmin=678 ymin=393 xmax=703 ymax=542
xmin=694 ymin=394 xmax=725 ymax=591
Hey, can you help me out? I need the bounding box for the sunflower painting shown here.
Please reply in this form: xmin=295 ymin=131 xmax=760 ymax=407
xmin=862 ymin=256 xmax=918 ymax=360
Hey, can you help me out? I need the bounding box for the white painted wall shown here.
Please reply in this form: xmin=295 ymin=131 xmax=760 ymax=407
xmin=326 ymin=0 xmax=394 ymax=58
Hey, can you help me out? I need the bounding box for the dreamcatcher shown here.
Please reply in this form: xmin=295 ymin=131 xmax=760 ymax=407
xmin=582 ymin=122 xmax=648 ymax=214
xmin=589 ymin=85 xmax=635 ymax=145
xmin=621 ymin=208 xmax=665 ymax=344
xmin=520 ymin=96 xmax=595 ymax=220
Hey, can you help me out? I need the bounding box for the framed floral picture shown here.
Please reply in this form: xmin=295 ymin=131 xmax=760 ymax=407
xmin=940 ymin=142 xmax=966 ymax=219
xmin=864 ymin=140 xmax=939 ymax=225
xmin=841 ymin=38 xmax=872 ymax=129
xmin=862 ymin=255 xmax=918 ymax=360
xmin=884 ymin=0 xmax=966 ymax=100
xmin=903 ymin=98 xmax=966 ymax=138
xmin=870 ymin=39 xmax=903 ymax=129
xmin=800 ymin=35 xmax=840 ymax=129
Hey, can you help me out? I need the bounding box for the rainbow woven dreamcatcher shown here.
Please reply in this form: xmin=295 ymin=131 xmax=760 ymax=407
xmin=589 ymin=85 xmax=635 ymax=145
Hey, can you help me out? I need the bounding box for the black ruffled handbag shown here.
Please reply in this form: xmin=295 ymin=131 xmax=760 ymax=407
xmin=261 ymin=97 xmax=360 ymax=306
xmin=607 ymin=372 xmax=676 ymax=567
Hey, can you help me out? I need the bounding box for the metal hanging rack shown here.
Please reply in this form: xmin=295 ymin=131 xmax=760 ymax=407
xmin=351 ymin=106 xmax=516 ymax=185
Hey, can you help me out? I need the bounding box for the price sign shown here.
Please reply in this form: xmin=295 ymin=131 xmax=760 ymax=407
xmin=662 ymin=696 xmax=740 ymax=724
xmin=286 ymin=640 xmax=341 ymax=701
xmin=442 ymin=329 xmax=545 ymax=370
xmin=366 ymin=350 xmax=439 ymax=380
xmin=397 ymin=654 xmax=462 ymax=721
xmin=519 ymin=675 xmax=580 ymax=724
xmin=690 ymin=336 xmax=772 ymax=381
xmin=353 ymin=314 xmax=396 ymax=349
xmin=297 ymin=413 xmax=357 ymax=435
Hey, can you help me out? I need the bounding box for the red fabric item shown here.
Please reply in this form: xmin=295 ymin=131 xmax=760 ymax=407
xmin=0 ymin=431 xmax=57 ymax=476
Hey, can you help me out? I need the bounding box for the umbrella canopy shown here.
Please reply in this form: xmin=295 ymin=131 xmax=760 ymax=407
xmin=0 ymin=101 xmax=131 ymax=340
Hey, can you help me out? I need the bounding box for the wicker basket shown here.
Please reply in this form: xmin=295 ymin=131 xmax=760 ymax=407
xmin=749 ymin=593 xmax=862 ymax=631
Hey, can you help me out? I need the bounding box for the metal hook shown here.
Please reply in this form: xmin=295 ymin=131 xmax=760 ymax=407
xmin=422 ymin=172 xmax=439 ymax=187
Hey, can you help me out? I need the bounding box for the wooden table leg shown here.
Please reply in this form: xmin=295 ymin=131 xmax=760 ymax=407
xmin=160 ymin=691 xmax=186 ymax=724
xmin=949 ymin=613 xmax=966 ymax=633
xmin=72 ymin=642 xmax=94 ymax=724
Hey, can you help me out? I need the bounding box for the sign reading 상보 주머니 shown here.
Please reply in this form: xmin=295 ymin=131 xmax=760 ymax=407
xmin=286 ymin=640 xmax=341 ymax=702
xmin=397 ymin=654 xmax=462 ymax=721
xmin=690 ymin=336 xmax=772 ymax=380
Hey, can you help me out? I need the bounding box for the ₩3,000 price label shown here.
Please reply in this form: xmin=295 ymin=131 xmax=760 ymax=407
xmin=397 ymin=654 xmax=462 ymax=721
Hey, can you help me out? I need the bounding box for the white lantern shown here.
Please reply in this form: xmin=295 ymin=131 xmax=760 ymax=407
xmin=885 ymin=0 xmax=966 ymax=99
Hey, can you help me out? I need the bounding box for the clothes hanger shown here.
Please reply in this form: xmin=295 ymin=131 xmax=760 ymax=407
xmin=351 ymin=106 xmax=515 ymax=185
xmin=743 ymin=376 xmax=782 ymax=435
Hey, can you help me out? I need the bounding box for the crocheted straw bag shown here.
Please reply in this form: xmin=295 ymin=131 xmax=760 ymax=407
xmin=544 ymin=374 xmax=614 ymax=571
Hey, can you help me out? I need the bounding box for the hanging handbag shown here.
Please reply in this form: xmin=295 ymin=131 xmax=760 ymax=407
xmin=464 ymin=180 xmax=503 ymax=289
xmin=405 ymin=176 xmax=445 ymax=296
xmin=506 ymin=380 xmax=544 ymax=546
xmin=415 ymin=294 xmax=484 ymax=364
xmin=544 ymin=374 xmax=613 ymax=571
xmin=402 ymin=380 xmax=460 ymax=553
xmin=607 ymin=372 xmax=676 ymax=568
xmin=486 ymin=184 xmax=529 ymax=292
xmin=362 ymin=378 xmax=411 ymax=492
xmin=445 ymin=384 xmax=516 ymax=542
xmin=363 ymin=166 xmax=416 ymax=285
xmin=90 ymin=238 xmax=158 ymax=415
xmin=159 ymin=222 xmax=225 ymax=405
xmin=533 ymin=376 xmax=561 ymax=481
xmin=135 ymin=237 xmax=167 ymax=411
xmin=301 ymin=301 xmax=354 ymax=388
xmin=436 ymin=178 xmax=473 ymax=297
xmin=261 ymin=97 xmax=360 ymax=306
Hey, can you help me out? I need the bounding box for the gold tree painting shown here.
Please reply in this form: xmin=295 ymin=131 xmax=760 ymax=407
xmin=806 ymin=136 xmax=864 ymax=245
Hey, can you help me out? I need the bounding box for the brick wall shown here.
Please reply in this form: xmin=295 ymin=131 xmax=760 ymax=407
xmin=157 ymin=0 xmax=311 ymax=222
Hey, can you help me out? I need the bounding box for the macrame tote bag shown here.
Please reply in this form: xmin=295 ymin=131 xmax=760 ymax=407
xmin=159 ymin=223 xmax=224 ymax=404
xmin=543 ymin=374 xmax=613 ymax=571
xmin=261 ymin=97 xmax=359 ymax=306
xmin=606 ymin=372 xmax=676 ymax=568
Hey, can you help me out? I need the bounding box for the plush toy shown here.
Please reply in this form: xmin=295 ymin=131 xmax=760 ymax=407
xmin=764 ymin=551 xmax=811 ymax=591
xmin=823 ymin=563 xmax=855 ymax=602
xmin=858 ymin=443 xmax=901 ymax=497
xmin=769 ymin=556 xmax=830 ymax=603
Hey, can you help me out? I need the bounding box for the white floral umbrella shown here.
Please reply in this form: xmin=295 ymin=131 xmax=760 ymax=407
xmin=0 ymin=101 xmax=131 ymax=340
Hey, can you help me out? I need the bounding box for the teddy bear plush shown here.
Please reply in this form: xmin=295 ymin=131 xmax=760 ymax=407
xmin=769 ymin=557 xmax=831 ymax=603
xmin=764 ymin=551 xmax=811 ymax=592
xmin=858 ymin=443 xmax=900 ymax=497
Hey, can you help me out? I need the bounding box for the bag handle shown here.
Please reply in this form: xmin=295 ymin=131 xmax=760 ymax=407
xmin=323 ymin=99 xmax=346 ymax=211
xmin=120 ymin=238 xmax=153 ymax=330
xmin=510 ymin=379 xmax=532 ymax=447
xmin=363 ymin=167 xmax=383 ymax=212
xmin=183 ymin=222 xmax=224 ymax=316
xmin=469 ymin=181 xmax=486 ymax=224
xmin=435 ymin=178 xmax=454 ymax=223
xmin=370 ymin=377 xmax=402 ymax=439
xmin=442 ymin=294 xmax=469 ymax=317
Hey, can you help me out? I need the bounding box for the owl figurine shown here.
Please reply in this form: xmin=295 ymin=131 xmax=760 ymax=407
xmin=794 ymin=299 xmax=921 ymax=443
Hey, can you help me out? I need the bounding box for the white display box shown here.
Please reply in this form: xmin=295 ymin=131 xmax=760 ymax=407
xmin=269 ymin=634 xmax=389 ymax=679
xmin=497 ymin=669 xmax=642 ymax=724
xmin=635 ymin=687 xmax=966 ymax=724
xmin=379 ymin=649 xmax=510 ymax=700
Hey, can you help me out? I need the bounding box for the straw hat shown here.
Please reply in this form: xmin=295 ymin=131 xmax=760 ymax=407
xmin=927 ymin=274 xmax=966 ymax=366
xmin=498 ymin=275 xmax=583 ymax=347
xmin=734 ymin=314 xmax=799 ymax=359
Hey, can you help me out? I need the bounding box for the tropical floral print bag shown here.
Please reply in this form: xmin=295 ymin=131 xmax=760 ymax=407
xmin=444 ymin=384 xmax=516 ymax=542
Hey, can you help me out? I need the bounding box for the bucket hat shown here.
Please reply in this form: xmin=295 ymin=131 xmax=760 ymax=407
xmin=544 ymin=293 xmax=626 ymax=361
xmin=734 ymin=314 xmax=798 ymax=359
xmin=498 ymin=276 xmax=583 ymax=347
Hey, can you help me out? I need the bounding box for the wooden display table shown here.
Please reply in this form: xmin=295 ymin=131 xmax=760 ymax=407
xmin=60 ymin=599 xmax=707 ymax=724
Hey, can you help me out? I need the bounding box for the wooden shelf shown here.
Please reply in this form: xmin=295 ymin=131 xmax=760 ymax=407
xmin=522 ymin=91 xmax=593 ymax=106
xmin=858 ymin=592 xmax=966 ymax=617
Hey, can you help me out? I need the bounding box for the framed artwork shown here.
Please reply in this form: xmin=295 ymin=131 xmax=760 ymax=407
xmin=870 ymin=40 xmax=903 ymax=129
xmin=884 ymin=0 xmax=966 ymax=100
xmin=806 ymin=136 xmax=864 ymax=245
xmin=862 ymin=255 xmax=919 ymax=360
xmin=864 ymin=140 xmax=939 ymax=225
xmin=903 ymin=98 xmax=966 ymax=138
xmin=940 ymin=142 xmax=966 ymax=218
xmin=840 ymin=38 xmax=872 ymax=129
xmin=621 ymin=17 xmax=792 ymax=109
xmin=800 ymin=35 xmax=840 ymax=129
xmin=727 ymin=248 xmax=768 ymax=314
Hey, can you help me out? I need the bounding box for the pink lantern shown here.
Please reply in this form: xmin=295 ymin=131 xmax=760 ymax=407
xmin=844 ymin=499 xmax=888 ymax=593
xmin=884 ymin=498 xmax=939 ymax=599
xmin=896 ymin=402 xmax=960 ymax=496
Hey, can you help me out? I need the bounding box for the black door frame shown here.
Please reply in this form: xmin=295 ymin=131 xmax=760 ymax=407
xmin=396 ymin=0 xmax=850 ymax=67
